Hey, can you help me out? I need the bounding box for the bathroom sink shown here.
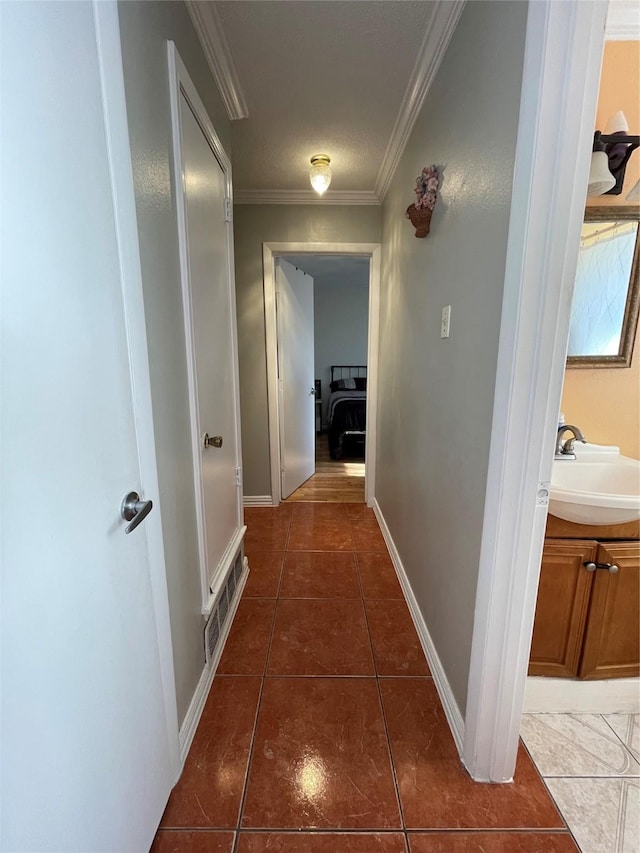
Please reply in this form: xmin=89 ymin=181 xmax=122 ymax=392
xmin=550 ymin=443 xmax=640 ymax=525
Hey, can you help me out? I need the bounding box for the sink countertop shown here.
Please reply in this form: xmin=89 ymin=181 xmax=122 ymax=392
xmin=550 ymin=442 xmax=640 ymax=526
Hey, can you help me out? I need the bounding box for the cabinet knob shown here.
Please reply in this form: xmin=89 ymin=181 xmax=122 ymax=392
xmin=584 ymin=561 xmax=619 ymax=574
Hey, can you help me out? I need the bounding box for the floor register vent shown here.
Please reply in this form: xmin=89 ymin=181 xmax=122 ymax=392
xmin=205 ymin=550 xmax=245 ymax=665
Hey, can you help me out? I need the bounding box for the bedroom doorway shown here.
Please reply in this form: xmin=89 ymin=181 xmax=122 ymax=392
xmin=281 ymin=256 xmax=369 ymax=502
xmin=263 ymin=242 xmax=381 ymax=506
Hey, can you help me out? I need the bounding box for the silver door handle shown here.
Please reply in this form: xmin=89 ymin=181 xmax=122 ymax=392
xmin=203 ymin=433 xmax=223 ymax=448
xmin=121 ymin=491 xmax=153 ymax=534
xmin=309 ymin=387 xmax=316 ymax=396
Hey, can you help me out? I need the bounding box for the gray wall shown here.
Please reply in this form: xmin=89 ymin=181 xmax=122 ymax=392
xmin=376 ymin=0 xmax=528 ymax=714
xmin=234 ymin=205 xmax=381 ymax=496
xmin=118 ymin=1 xmax=231 ymax=725
xmin=314 ymin=278 xmax=369 ymax=426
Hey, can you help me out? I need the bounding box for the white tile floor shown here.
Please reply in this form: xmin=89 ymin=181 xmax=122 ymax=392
xmin=521 ymin=713 xmax=640 ymax=853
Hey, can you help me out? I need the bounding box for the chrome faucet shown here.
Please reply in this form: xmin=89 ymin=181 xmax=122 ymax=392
xmin=555 ymin=424 xmax=587 ymax=460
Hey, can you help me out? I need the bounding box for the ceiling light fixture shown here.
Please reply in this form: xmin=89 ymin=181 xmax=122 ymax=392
xmin=309 ymin=154 xmax=332 ymax=195
xmin=587 ymin=111 xmax=640 ymax=197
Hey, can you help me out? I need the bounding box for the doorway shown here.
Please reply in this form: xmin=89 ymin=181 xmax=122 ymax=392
xmin=279 ymin=253 xmax=370 ymax=503
xmin=263 ymin=242 xmax=381 ymax=506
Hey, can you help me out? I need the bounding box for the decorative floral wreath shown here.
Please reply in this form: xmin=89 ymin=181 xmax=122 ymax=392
xmin=411 ymin=165 xmax=438 ymax=211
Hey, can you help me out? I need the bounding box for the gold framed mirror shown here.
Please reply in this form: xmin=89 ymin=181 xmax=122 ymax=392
xmin=567 ymin=205 xmax=640 ymax=369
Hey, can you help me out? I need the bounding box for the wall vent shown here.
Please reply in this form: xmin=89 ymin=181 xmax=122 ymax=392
xmin=227 ymin=563 xmax=237 ymax=600
xmin=234 ymin=554 xmax=244 ymax=585
xmin=217 ymin=586 xmax=230 ymax=626
xmin=205 ymin=612 xmax=221 ymax=662
xmin=204 ymin=550 xmax=245 ymax=665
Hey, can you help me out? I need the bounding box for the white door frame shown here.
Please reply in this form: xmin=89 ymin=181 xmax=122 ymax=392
xmin=462 ymin=0 xmax=608 ymax=781
xmin=96 ymin=0 xmax=180 ymax=780
xmin=167 ymin=42 xmax=244 ymax=615
xmin=263 ymin=242 xmax=381 ymax=506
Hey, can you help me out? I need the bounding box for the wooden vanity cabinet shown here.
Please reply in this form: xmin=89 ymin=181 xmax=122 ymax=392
xmin=529 ymin=538 xmax=640 ymax=679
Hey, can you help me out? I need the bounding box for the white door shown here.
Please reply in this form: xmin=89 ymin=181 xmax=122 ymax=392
xmin=276 ymin=258 xmax=316 ymax=498
xmin=171 ymin=55 xmax=242 ymax=599
xmin=1 ymin=3 xmax=174 ymax=851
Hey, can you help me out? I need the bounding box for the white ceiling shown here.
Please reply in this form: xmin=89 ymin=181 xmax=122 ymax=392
xmin=187 ymin=1 xmax=639 ymax=204
xmin=216 ymin=1 xmax=435 ymax=196
xmin=188 ymin=0 xmax=462 ymax=203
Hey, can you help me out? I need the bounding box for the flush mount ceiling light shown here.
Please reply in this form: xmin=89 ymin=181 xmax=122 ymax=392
xmin=309 ymin=154 xmax=331 ymax=195
xmin=587 ymin=111 xmax=640 ymax=197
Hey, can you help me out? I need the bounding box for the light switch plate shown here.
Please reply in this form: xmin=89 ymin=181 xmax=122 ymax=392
xmin=441 ymin=305 xmax=451 ymax=338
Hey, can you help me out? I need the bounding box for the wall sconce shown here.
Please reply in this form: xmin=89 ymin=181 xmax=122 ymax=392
xmin=588 ymin=111 xmax=640 ymax=197
xmin=309 ymin=154 xmax=331 ymax=195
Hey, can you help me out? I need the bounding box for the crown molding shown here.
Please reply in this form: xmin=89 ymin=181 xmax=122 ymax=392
xmin=605 ymin=0 xmax=640 ymax=39
xmin=189 ymin=0 xmax=465 ymax=201
xmin=234 ymin=189 xmax=381 ymax=205
xmin=375 ymin=0 xmax=465 ymax=202
xmin=185 ymin=0 xmax=248 ymax=120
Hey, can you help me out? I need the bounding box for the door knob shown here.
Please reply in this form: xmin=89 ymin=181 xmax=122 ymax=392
xmin=309 ymin=387 xmax=316 ymax=396
xmin=203 ymin=433 xmax=223 ymax=448
xmin=121 ymin=491 xmax=153 ymax=534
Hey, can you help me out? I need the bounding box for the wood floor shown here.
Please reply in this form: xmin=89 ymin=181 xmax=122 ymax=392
xmin=285 ymin=433 xmax=365 ymax=503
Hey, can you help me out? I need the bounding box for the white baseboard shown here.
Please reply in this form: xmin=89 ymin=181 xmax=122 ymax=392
xmin=178 ymin=657 xmax=215 ymax=766
xmin=243 ymin=495 xmax=274 ymax=507
xmin=178 ymin=559 xmax=249 ymax=764
xmin=524 ymin=676 xmax=640 ymax=714
xmin=372 ymin=499 xmax=465 ymax=755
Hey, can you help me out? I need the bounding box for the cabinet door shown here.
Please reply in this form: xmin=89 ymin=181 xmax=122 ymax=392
xmin=579 ymin=542 xmax=640 ymax=680
xmin=528 ymin=540 xmax=597 ymax=677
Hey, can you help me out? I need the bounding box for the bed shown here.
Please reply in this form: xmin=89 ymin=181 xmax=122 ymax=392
xmin=327 ymin=365 xmax=367 ymax=459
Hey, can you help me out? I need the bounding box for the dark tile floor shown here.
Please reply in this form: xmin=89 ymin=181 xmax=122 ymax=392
xmin=153 ymin=503 xmax=578 ymax=852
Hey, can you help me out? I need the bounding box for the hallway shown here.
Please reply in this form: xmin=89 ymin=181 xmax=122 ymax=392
xmin=153 ymin=504 xmax=578 ymax=852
